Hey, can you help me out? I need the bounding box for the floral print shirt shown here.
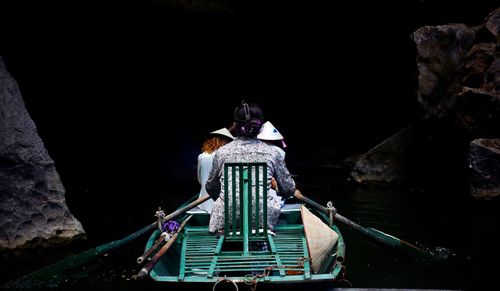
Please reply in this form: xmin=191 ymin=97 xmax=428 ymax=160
xmin=205 ymin=137 xmax=296 ymax=232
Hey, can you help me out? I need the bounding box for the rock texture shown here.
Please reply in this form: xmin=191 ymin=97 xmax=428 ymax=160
xmin=413 ymin=23 xmax=477 ymax=120
xmin=350 ymin=7 xmax=500 ymax=192
xmin=412 ymin=8 xmax=500 ymax=137
xmin=0 ymin=57 xmax=85 ymax=250
xmin=469 ymin=139 xmax=500 ymax=199
xmin=351 ymin=126 xmax=417 ymax=184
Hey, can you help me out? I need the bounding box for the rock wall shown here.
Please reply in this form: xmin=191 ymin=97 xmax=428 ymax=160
xmin=413 ymin=8 xmax=500 ymax=137
xmin=350 ymin=7 xmax=500 ymax=195
xmin=469 ymin=139 xmax=500 ymax=199
xmin=351 ymin=125 xmax=418 ymax=184
xmin=0 ymin=57 xmax=85 ymax=250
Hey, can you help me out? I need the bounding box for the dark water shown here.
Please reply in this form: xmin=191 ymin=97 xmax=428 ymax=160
xmin=3 ymin=166 xmax=500 ymax=291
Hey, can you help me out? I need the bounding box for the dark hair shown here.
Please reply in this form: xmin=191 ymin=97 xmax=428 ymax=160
xmin=234 ymin=100 xmax=264 ymax=137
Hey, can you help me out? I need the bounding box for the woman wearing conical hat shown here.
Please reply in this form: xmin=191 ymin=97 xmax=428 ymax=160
xmin=257 ymin=121 xmax=287 ymax=158
xmin=257 ymin=121 xmax=287 ymax=206
xmin=197 ymin=128 xmax=234 ymax=213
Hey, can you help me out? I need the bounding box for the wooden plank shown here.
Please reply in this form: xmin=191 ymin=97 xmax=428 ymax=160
xmin=235 ymin=165 xmax=241 ymax=238
xmin=263 ymin=166 xmax=268 ymax=235
xmin=178 ymin=232 xmax=189 ymax=281
xmin=156 ymin=273 xmax=336 ymax=283
xmin=224 ymin=165 xmax=229 ymax=237
xmin=255 ymin=165 xmax=260 ymax=235
xmin=267 ymin=234 xmax=277 ymax=254
xmin=300 ymin=233 xmax=311 ymax=279
xmin=243 ymin=166 xmax=249 ymax=255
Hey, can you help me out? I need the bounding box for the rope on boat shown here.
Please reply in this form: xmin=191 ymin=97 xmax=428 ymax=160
xmin=337 ymin=264 xmax=352 ymax=287
xmin=212 ymin=275 xmax=239 ymax=291
xmin=242 ymin=256 xmax=311 ymax=291
xmin=155 ymin=207 xmax=166 ymax=230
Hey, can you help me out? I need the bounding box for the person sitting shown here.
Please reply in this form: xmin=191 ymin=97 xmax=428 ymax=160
xmin=197 ymin=128 xmax=234 ymax=213
xmin=257 ymin=121 xmax=288 ymax=207
xmin=257 ymin=121 xmax=287 ymax=158
xmin=205 ymin=101 xmax=296 ymax=234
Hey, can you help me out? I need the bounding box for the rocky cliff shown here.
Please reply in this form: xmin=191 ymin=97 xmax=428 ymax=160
xmin=0 ymin=57 xmax=85 ymax=250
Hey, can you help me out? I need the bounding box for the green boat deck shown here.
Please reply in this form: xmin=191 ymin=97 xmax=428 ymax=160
xmin=146 ymin=210 xmax=345 ymax=283
xmin=145 ymin=163 xmax=345 ymax=284
xmin=180 ymin=224 xmax=310 ymax=280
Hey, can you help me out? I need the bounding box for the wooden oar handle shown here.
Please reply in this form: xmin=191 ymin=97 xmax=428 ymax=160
xmin=293 ymin=190 xmax=328 ymax=213
xmin=163 ymin=194 xmax=210 ymax=221
xmin=137 ymin=215 xmax=193 ymax=279
xmin=137 ymin=232 xmax=167 ymax=264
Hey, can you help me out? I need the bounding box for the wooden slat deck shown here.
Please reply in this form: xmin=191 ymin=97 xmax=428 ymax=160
xmin=180 ymin=224 xmax=310 ymax=280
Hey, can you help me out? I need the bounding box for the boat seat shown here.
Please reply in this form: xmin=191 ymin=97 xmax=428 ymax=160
xmin=186 ymin=206 xmax=210 ymax=215
xmin=221 ymin=162 xmax=270 ymax=252
xmin=281 ymin=203 xmax=302 ymax=213
xmin=179 ymin=163 xmax=311 ymax=280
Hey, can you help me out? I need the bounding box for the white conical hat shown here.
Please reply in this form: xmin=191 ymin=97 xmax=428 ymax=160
xmin=300 ymin=205 xmax=339 ymax=273
xmin=257 ymin=121 xmax=284 ymax=141
xmin=210 ymin=128 xmax=234 ymax=140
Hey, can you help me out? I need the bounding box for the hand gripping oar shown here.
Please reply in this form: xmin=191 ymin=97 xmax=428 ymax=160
xmin=3 ymin=194 xmax=211 ymax=289
xmin=137 ymin=215 xmax=192 ymax=279
xmin=293 ymin=190 xmax=430 ymax=256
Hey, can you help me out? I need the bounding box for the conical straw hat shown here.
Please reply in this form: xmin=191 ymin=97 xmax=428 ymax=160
xmin=210 ymin=128 xmax=235 ymax=140
xmin=300 ymin=205 xmax=339 ymax=273
xmin=257 ymin=121 xmax=284 ymax=140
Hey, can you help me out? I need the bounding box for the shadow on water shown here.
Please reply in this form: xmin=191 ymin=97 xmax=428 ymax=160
xmin=3 ymin=169 xmax=500 ymax=290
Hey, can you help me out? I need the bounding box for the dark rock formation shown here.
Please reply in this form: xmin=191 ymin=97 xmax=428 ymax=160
xmin=411 ymin=8 xmax=500 ymax=197
xmin=0 ymin=57 xmax=85 ymax=250
xmin=485 ymin=7 xmax=500 ymax=37
xmin=351 ymin=126 xmax=417 ymax=184
xmin=412 ymin=8 xmax=500 ymax=137
xmin=350 ymin=7 xmax=500 ymax=190
xmin=469 ymin=139 xmax=500 ymax=199
xmin=413 ymin=23 xmax=477 ymax=120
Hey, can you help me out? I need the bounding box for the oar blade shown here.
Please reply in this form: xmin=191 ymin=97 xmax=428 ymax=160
xmin=366 ymin=227 xmax=402 ymax=247
xmin=367 ymin=227 xmax=431 ymax=256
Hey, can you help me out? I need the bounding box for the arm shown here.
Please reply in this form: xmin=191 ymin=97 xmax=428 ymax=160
xmin=197 ymin=155 xmax=203 ymax=185
xmin=272 ymin=152 xmax=296 ymax=199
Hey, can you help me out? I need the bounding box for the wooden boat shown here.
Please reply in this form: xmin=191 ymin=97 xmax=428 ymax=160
xmin=139 ymin=163 xmax=346 ymax=286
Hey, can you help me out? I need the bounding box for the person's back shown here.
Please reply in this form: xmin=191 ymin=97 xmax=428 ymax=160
xmin=205 ymin=101 xmax=295 ymax=233
xmin=257 ymin=120 xmax=288 ymax=206
xmin=210 ymin=137 xmax=294 ymax=197
xmin=197 ymin=128 xmax=234 ymax=213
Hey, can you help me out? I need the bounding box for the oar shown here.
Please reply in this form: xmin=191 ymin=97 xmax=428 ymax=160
xmin=136 ymin=232 xmax=168 ymax=264
xmin=293 ymin=190 xmax=431 ymax=256
xmin=137 ymin=215 xmax=192 ymax=279
xmin=136 ymin=193 xmax=212 ymax=264
xmin=3 ymin=194 xmax=211 ymax=289
xmin=160 ymin=194 xmax=209 ymax=222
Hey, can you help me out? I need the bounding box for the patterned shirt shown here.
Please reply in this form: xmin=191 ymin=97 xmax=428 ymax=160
xmin=205 ymin=137 xmax=296 ymax=200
